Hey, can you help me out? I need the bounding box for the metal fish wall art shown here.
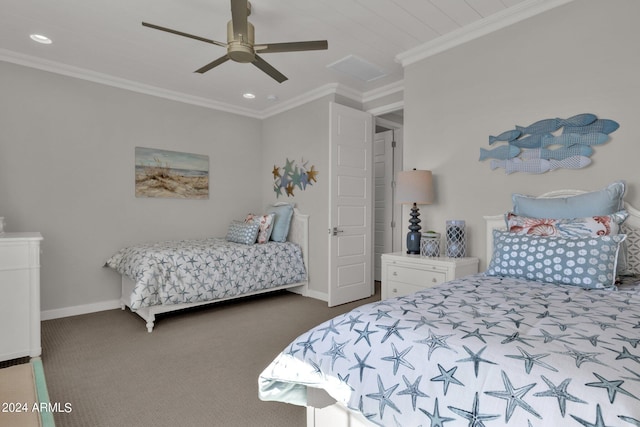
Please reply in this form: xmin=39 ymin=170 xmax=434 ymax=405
xmin=479 ymin=145 xmax=520 ymax=161
xmin=488 ymin=129 xmax=521 ymax=144
xmin=490 ymin=156 xmax=592 ymax=174
xmin=519 ymin=145 xmax=594 ymax=161
xmin=540 ymin=132 xmax=609 ymax=147
xmin=563 ymin=119 xmax=620 ymax=135
xmin=515 ymin=113 xmax=597 ymax=135
xmin=481 ymin=113 xmax=618 ymax=174
xmin=490 ymin=158 xmax=551 ymax=174
xmin=508 ymin=133 xmax=548 ymax=149
xmin=549 ymin=155 xmax=592 ymax=170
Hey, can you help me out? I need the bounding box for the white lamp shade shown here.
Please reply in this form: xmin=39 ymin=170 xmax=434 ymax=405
xmin=396 ymin=170 xmax=434 ymax=205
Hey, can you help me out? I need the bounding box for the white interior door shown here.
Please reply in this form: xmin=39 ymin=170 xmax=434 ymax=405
xmin=374 ymin=130 xmax=393 ymax=281
xmin=328 ymin=102 xmax=373 ymax=307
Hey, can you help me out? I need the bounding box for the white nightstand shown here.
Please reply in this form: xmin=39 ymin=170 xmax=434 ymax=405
xmin=381 ymin=252 xmax=479 ymax=299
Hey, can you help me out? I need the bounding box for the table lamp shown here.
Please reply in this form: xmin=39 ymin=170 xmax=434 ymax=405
xmin=395 ymin=169 xmax=434 ymax=254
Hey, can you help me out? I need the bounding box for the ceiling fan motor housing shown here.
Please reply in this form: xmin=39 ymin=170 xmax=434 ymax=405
xmin=227 ymin=20 xmax=255 ymax=62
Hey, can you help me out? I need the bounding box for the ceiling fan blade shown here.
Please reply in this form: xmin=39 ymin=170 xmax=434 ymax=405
xmin=252 ymin=55 xmax=287 ymax=83
xmin=195 ymin=55 xmax=231 ymax=74
xmin=230 ymin=0 xmax=248 ymax=40
xmin=142 ymin=22 xmax=226 ymax=48
xmin=255 ymin=40 xmax=328 ymax=54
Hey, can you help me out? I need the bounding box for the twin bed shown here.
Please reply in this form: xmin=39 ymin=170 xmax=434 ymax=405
xmin=106 ymin=204 xmax=309 ymax=332
xmin=259 ymin=182 xmax=640 ymax=427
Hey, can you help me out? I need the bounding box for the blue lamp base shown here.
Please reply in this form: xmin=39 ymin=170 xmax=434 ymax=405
xmin=406 ymin=203 xmax=422 ymax=254
xmin=406 ymin=231 xmax=421 ymax=254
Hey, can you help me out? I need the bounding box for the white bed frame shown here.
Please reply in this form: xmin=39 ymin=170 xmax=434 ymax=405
xmin=120 ymin=207 xmax=310 ymax=332
xmin=304 ymin=188 xmax=640 ymax=427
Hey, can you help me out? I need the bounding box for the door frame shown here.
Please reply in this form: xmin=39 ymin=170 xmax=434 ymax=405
xmin=371 ymin=105 xmax=404 ymax=259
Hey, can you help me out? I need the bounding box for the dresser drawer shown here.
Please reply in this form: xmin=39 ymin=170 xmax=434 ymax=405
xmin=0 ymin=233 xmax=42 ymax=361
xmin=387 ymin=264 xmax=446 ymax=287
xmin=0 ymin=243 xmax=29 ymax=269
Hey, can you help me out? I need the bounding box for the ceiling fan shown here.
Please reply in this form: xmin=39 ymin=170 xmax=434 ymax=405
xmin=142 ymin=0 xmax=328 ymax=83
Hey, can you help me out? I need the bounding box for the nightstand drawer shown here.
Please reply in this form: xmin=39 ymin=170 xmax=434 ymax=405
xmin=386 ymin=281 xmax=424 ymax=298
xmin=387 ymin=265 xmax=446 ymax=287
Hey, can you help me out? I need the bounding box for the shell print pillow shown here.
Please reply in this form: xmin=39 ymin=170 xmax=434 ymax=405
xmin=245 ymin=213 xmax=276 ymax=244
xmin=505 ymin=210 xmax=628 ymax=238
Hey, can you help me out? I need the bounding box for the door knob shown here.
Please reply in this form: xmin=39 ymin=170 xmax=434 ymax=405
xmin=331 ymin=227 xmax=344 ymax=236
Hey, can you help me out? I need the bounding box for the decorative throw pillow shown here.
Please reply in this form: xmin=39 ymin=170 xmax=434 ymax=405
xmin=486 ymin=230 xmax=626 ymax=290
xmin=245 ymin=213 xmax=276 ymax=244
xmin=506 ymin=210 xmax=630 ymax=275
xmin=621 ymin=222 xmax=640 ymax=275
xmin=512 ymin=180 xmax=625 ymax=219
xmin=505 ymin=210 xmax=628 ymax=237
xmin=226 ymin=220 xmax=260 ymax=245
xmin=266 ymin=203 xmax=294 ymax=242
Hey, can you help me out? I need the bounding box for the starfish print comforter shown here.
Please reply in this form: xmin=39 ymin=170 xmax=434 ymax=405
xmin=106 ymin=238 xmax=306 ymax=310
xmin=259 ymin=274 xmax=640 ymax=426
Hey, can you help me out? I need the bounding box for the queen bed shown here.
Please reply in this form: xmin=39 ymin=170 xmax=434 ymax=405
xmin=259 ymin=182 xmax=640 ymax=427
xmin=106 ymin=204 xmax=309 ymax=332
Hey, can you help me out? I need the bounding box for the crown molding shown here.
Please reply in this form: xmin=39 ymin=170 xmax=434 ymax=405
xmin=259 ymin=82 xmax=362 ymax=119
xmin=396 ymin=0 xmax=576 ymax=67
xmin=362 ymin=80 xmax=403 ymax=104
xmin=367 ymin=101 xmax=404 ymax=117
xmin=260 ymin=80 xmax=404 ymax=119
xmin=2 ymin=1 xmax=575 ymax=120
xmin=1 ymin=48 xmax=404 ymax=120
xmin=0 ymin=49 xmax=263 ymax=118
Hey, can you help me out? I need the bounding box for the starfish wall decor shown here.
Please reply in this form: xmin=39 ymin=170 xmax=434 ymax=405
xmin=272 ymin=158 xmax=319 ymax=197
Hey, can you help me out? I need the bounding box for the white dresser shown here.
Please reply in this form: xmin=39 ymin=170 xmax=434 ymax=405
xmin=381 ymin=252 xmax=478 ymax=299
xmin=0 ymin=232 xmax=43 ymax=361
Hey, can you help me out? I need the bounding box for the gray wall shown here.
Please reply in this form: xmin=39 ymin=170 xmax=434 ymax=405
xmin=261 ymin=95 xmax=334 ymax=296
xmin=3 ymin=0 xmax=639 ymax=314
xmin=403 ymin=0 xmax=640 ymax=269
xmin=0 ymin=62 xmax=263 ymax=314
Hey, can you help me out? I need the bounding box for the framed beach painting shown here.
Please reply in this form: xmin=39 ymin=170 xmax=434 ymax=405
xmin=135 ymin=147 xmax=209 ymax=199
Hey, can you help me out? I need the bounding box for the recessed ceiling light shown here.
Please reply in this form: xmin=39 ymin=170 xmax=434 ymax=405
xmin=266 ymin=94 xmax=279 ymax=102
xmin=243 ymin=93 xmax=256 ymax=99
xmin=30 ymin=34 xmax=52 ymax=44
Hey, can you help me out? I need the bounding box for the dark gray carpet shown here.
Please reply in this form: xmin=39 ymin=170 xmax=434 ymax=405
xmin=41 ymin=286 xmax=380 ymax=427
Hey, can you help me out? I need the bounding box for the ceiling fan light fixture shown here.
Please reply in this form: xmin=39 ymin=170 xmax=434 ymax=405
xmin=227 ymin=20 xmax=255 ymax=63
xmin=142 ymin=0 xmax=327 ymax=83
xmin=30 ymin=34 xmax=52 ymax=44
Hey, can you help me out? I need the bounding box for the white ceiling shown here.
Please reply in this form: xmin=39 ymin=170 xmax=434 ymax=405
xmin=0 ymin=0 xmax=570 ymax=118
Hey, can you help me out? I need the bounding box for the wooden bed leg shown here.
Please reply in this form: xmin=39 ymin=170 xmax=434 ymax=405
xmin=120 ymin=303 xmax=126 ymax=310
xmin=146 ymin=320 xmax=154 ymax=333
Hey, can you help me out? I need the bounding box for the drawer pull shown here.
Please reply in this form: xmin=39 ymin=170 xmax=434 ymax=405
xmin=432 ymin=278 xmax=437 ymax=283
xmin=392 ymin=271 xmax=398 ymax=276
xmin=393 ymin=288 xmax=398 ymax=293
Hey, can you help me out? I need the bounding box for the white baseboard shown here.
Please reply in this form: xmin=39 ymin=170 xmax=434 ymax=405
xmin=40 ymin=289 xmax=329 ymax=320
xmin=306 ymin=289 xmax=328 ymax=302
xmin=41 ymin=299 xmax=121 ymax=321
